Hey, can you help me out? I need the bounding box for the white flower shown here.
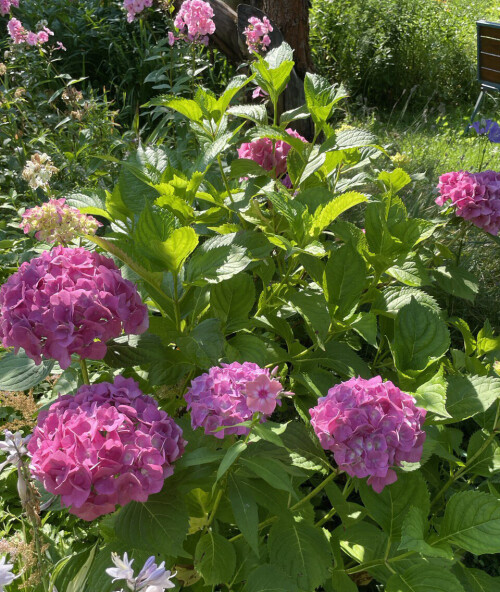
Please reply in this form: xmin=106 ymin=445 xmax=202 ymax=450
xmin=0 ymin=556 xmax=16 ymax=591
xmin=21 ymin=153 xmax=58 ymax=190
xmin=106 ymin=553 xmax=135 ymax=587
xmin=106 ymin=554 xmax=175 ymax=591
xmin=0 ymin=431 xmax=29 ymax=471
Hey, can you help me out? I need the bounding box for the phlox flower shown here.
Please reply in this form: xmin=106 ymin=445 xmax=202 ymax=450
xmin=171 ymin=0 xmax=215 ymax=46
xmin=310 ymin=376 xmax=426 ymax=493
xmin=436 ymin=170 xmax=500 ymax=236
xmin=28 ymin=377 xmax=186 ymax=520
xmin=123 ymin=0 xmax=153 ymax=23
xmin=0 ymin=556 xmax=16 ymax=591
xmin=0 ymin=0 xmax=19 ymax=17
xmin=185 ymin=362 xmax=287 ymax=438
xmin=0 ymin=246 xmax=148 ymax=369
xmin=20 ymin=197 xmax=102 ymax=245
xmin=7 ymin=18 xmax=27 ymax=44
xmin=243 ymin=16 xmax=273 ymax=53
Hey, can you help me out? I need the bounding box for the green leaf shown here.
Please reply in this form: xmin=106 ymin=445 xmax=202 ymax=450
xmin=115 ymin=489 xmax=189 ymax=557
xmin=245 ymin=565 xmax=299 ymax=592
xmin=455 ymin=565 xmax=500 ymax=592
xmin=386 ymin=254 xmax=431 ymax=287
xmin=0 ymin=352 xmax=54 ymax=391
xmin=372 ymin=286 xmax=440 ymax=318
xmin=304 ymin=73 xmax=347 ymax=126
xmin=310 ymin=192 xmax=367 ymax=237
xmin=228 ymin=473 xmax=259 ymax=556
xmin=393 ymin=298 xmax=450 ymax=373
xmin=438 ymin=491 xmax=500 ymax=554
xmin=359 ymin=472 xmax=430 ymax=539
xmin=230 ymin=158 xmax=270 ymax=179
xmin=379 ymin=168 xmax=411 ymax=194
xmin=335 ymin=128 xmax=377 ymax=150
xmin=154 ymin=96 xmax=203 ymax=122
xmin=268 ymin=517 xmax=333 ymax=589
xmin=415 ymin=368 xmax=450 ymax=418
xmin=336 ymin=522 xmax=387 ymax=564
xmin=449 ymin=317 xmax=476 ymax=356
xmin=66 ymin=191 xmax=111 ymax=221
xmin=241 ymin=456 xmax=295 ymax=495
xmin=287 ymin=288 xmax=330 ymax=346
xmin=211 ymin=274 xmax=255 ymax=332
xmin=156 ymin=226 xmax=198 ymax=273
xmin=195 ymin=532 xmax=236 ymax=585
xmin=324 ymin=244 xmax=367 ymax=320
xmin=350 ymin=312 xmax=378 ymax=347
xmin=466 ymin=431 xmax=500 ymax=476
xmin=305 ymin=339 xmax=371 ymax=378
xmin=178 ymin=318 xmax=225 ymax=367
xmin=281 ymin=421 xmax=331 ymax=474
xmin=51 ymin=546 xmax=97 ymax=592
xmin=330 ymin=571 xmax=358 ymax=592
xmin=386 ymin=564 xmax=465 ymax=592
xmin=433 ymin=265 xmax=479 ymax=302
xmin=227 ymin=104 xmax=268 ymax=124
xmin=445 ymin=375 xmax=500 ymax=421
xmin=217 ymin=441 xmax=248 ymax=481
xmin=399 ymin=507 xmax=453 ymax=558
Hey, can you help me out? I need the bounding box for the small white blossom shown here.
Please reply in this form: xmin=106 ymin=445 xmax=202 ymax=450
xmin=0 ymin=556 xmax=16 ymax=591
xmin=0 ymin=431 xmax=29 ymax=471
xmin=106 ymin=553 xmax=135 ymax=587
xmin=106 ymin=553 xmax=175 ymax=591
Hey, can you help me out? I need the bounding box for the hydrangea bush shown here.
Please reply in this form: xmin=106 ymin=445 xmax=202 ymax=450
xmin=1 ymin=32 xmax=500 ymax=592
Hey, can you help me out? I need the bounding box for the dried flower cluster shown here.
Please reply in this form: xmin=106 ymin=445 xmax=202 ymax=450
xmin=21 ymin=153 xmax=58 ymax=191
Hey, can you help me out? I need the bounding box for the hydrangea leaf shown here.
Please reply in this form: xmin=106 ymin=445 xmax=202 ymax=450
xmin=466 ymin=430 xmax=500 ymax=476
xmin=398 ymin=507 xmax=453 ymax=559
xmin=445 ymin=375 xmax=500 ymax=421
xmin=195 ymin=532 xmax=236 ymax=585
xmin=210 ymin=274 xmax=255 ymax=333
xmin=228 ymin=473 xmax=260 ymax=556
xmin=245 ymin=564 xmax=299 ymax=592
xmin=386 ymin=564 xmax=465 ymax=592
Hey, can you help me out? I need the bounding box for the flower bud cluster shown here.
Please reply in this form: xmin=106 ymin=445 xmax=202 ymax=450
xmin=28 ymin=377 xmax=186 ymax=520
xmin=310 ymin=376 xmax=426 ymax=492
xmin=437 ymin=170 xmax=500 ymax=236
xmin=185 ymin=362 xmax=285 ymax=438
xmin=20 ymin=198 xmax=102 ymax=244
xmin=0 ymin=246 xmax=148 ymax=369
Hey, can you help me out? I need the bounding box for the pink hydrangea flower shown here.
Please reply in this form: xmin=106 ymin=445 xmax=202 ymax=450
xmin=123 ymin=0 xmax=153 ymax=23
xmin=237 ymin=128 xmax=307 ymax=179
xmin=309 ymin=376 xmax=426 ymax=493
xmin=0 ymin=246 xmax=148 ymax=369
xmin=173 ymin=0 xmax=215 ymax=45
xmin=244 ymin=16 xmax=273 ymax=53
xmin=20 ymin=198 xmax=102 ymax=244
xmin=28 ymin=376 xmax=186 ymax=520
xmin=0 ymin=0 xmax=18 ymax=17
xmin=436 ymin=170 xmax=500 ymax=236
xmin=7 ymin=18 xmax=27 ymax=44
xmin=185 ymin=362 xmax=286 ymax=438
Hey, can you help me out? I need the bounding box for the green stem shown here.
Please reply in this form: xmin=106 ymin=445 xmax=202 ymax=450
xmin=173 ymin=274 xmax=181 ymax=332
xmin=346 ymin=551 xmax=416 ymax=575
xmin=206 ymin=486 xmax=225 ymax=529
xmin=217 ymin=155 xmax=235 ymax=205
xmin=79 ymin=358 xmax=90 ymax=385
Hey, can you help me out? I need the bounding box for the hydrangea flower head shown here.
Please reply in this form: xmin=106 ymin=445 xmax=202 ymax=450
xmin=28 ymin=376 xmax=186 ymax=520
xmin=185 ymin=362 xmax=286 ymax=438
xmin=22 ymin=153 xmax=58 ymax=190
xmin=310 ymin=376 xmax=426 ymax=492
xmin=244 ymin=16 xmax=273 ymax=53
xmin=20 ymin=198 xmax=102 ymax=244
xmin=436 ymin=170 xmax=500 ymax=236
xmin=123 ymin=0 xmax=153 ymax=23
xmin=0 ymin=246 xmax=148 ymax=369
xmin=470 ymin=119 xmax=500 ymax=143
xmin=237 ymin=128 xmax=307 ymax=179
xmin=172 ymin=0 xmax=215 ymax=45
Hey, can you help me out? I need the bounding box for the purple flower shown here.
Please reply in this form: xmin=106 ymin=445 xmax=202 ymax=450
xmin=0 ymin=246 xmax=149 ymax=369
xmin=470 ymin=119 xmax=500 ymax=143
xmin=185 ymin=362 xmax=287 ymax=438
xmin=28 ymin=376 xmax=186 ymax=521
xmin=436 ymin=170 xmax=500 ymax=236
xmin=309 ymin=376 xmax=426 ymax=493
xmin=106 ymin=553 xmax=175 ymax=591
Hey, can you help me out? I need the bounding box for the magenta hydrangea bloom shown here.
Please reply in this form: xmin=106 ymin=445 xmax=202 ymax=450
xmin=310 ymin=376 xmax=426 ymax=493
xmin=28 ymin=376 xmax=186 ymax=521
xmin=244 ymin=16 xmax=273 ymax=53
xmin=21 ymin=198 xmax=102 ymax=244
xmin=185 ymin=362 xmax=285 ymax=438
xmin=0 ymin=246 xmax=148 ymax=369
xmin=436 ymin=170 xmax=500 ymax=236
xmin=237 ymin=128 xmax=307 ymax=179
xmin=172 ymin=0 xmax=215 ymax=46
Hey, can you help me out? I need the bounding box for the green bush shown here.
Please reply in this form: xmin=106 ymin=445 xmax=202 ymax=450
xmin=310 ymin=0 xmax=500 ymax=107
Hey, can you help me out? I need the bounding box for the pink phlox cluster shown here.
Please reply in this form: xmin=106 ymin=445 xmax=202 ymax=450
xmin=28 ymin=376 xmax=186 ymax=521
xmin=310 ymin=376 xmax=426 ymax=493
xmin=436 ymin=170 xmax=500 ymax=236
xmin=123 ymin=0 xmax=153 ymax=23
xmin=21 ymin=198 xmax=102 ymax=244
xmin=185 ymin=362 xmax=285 ymax=438
xmin=171 ymin=0 xmax=215 ymax=46
xmin=0 ymin=0 xmax=18 ymax=17
xmin=244 ymin=16 xmax=273 ymax=53
xmin=7 ymin=18 xmax=53 ymax=45
xmin=0 ymin=246 xmax=148 ymax=369
xmin=237 ymin=128 xmax=307 ymax=180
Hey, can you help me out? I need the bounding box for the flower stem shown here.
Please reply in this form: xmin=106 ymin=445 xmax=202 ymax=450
xmin=206 ymin=486 xmax=225 ymax=529
xmin=79 ymin=358 xmax=90 ymax=385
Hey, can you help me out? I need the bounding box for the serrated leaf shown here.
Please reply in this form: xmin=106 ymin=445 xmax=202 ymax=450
xmin=455 ymin=565 xmax=500 ymax=592
xmin=245 ymin=564 xmax=299 ymax=592
xmin=287 ymin=288 xmax=330 ymax=346
xmin=227 ymin=104 xmax=268 ymax=124
xmin=415 ymin=368 xmax=450 ymax=418
xmin=0 ymin=352 xmax=54 ymax=391
xmin=372 ymin=286 xmax=440 ymax=318
xmin=445 ymin=375 xmax=500 ymax=421
xmin=438 ymin=491 xmax=500 ymax=554
xmin=211 ymin=274 xmax=255 ymax=332
xmin=241 ymin=456 xmax=295 ymax=495
xmin=195 ymin=532 xmax=236 ymax=585
xmin=466 ymin=431 xmax=500 ymax=476
xmin=228 ymin=473 xmax=259 ymax=556
xmin=379 ymin=168 xmax=411 ymax=194
xmin=399 ymin=507 xmax=453 ymax=558
xmin=268 ymin=517 xmax=333 ymax=589
xmin=310 ymin=192 xmax=368 ymax=237
xmin=433 ymin=265 xmax=479 ymax=302
xmin=386 ymin=564 xmax=464 ymax=592
xmin=154 ymin=226 xmax=198 ymax=273
xmin=217 ymin=441 xmax=248 ymax=481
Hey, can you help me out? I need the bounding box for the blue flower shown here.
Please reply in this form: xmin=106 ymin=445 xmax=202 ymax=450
xmin=470 ymin=119 xmax=500 ymax=143
xmin=106 ymin=553 xmax=175 ymax=592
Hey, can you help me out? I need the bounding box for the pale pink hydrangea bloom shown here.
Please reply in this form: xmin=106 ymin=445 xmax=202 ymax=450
xmin=243 ymin=16 xmax=273 ymax=53
xmin=185 ymin=362 xmax=286 ymax=438
xmin=123 ymin=0 xmax=153 ymax=23
xmin=310 ymin=376 xmax=426 ymax=493
xmin=0 ymin=0 xmax=19 ymax=16
xmin=436 ymin=170 xmax=500 ymax=236
xmin=7 ymin=18 xmax=27 ymax=44
xmin=0 ymin=246 xmax=149 ymax=369
xmin=170 ymin=0 xmax=215 ymax=46
xmin=237 ymin=128 xmax=307 ymax=179
xmin=28 ymin=377 xmax=186 ymax=521
xmin=21 ymin=198 xmax=102 ymax=245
